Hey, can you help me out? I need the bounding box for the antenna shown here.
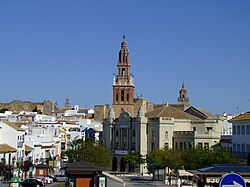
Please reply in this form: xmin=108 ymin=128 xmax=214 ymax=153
xmin=236 ymin=107 xmax=239 ymax=114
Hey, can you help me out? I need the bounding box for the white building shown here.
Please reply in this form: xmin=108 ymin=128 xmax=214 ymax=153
xmin=220 ymin=113 xmax=239 ymax=152
xmin=0 ymin=121 xmax=25 ymax=164
xmin=229 ymin=111 xmax=250 ymax=159
xmin=103 ymin=105 xmax=224 ymax=173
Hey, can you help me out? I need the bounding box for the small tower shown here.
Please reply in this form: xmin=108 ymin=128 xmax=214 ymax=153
xmin=65 ymin=95 xmax=70 ymax=109
xmin=177 ymin=82 xmax=190 ymax=108
xmin=112 ymin=36 xmax=134 ymax=117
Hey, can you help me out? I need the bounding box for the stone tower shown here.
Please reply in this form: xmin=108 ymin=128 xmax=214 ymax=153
xmin=177 ymin=82 xmax=190 ymax=108
xmin=65 ymin=95 xmax=70 ymax=109
xmin=112 ymin=36 xmax=134 ymax=117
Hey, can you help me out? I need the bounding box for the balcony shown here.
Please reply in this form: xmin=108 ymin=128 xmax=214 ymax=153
xmin=113 ymin=75 xmax=134 ymax=86
xmin=17 ymin=141 xmax=24 ymax=148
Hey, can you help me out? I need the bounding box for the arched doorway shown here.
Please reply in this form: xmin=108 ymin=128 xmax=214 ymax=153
xmin=112 ymin=157 xmax=117 ymax=171
xmin=120 ymin=157 xmax=126 ymax=172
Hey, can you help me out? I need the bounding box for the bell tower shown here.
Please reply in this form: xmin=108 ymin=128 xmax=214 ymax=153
xmin=177 ymin=82 xmax=190 ymax=108
xmin=112 ymin=36 xmax=134 ymax=117
xmin=65 ymin=94 xmax=70 ymax=109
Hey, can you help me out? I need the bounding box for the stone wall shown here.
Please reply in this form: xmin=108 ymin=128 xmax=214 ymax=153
xmin=0 ymin=100 xmax=55 ymax=114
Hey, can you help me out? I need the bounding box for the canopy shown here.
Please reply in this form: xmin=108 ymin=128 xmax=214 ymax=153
xmin=179 ymin=170 xmax=194 ymax=177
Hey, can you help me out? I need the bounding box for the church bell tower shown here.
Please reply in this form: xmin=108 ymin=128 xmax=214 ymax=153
xmin=112 ymin=36 xmax=135 ymax=117
xmin=177 ymin=82 xmax=190 ymax=109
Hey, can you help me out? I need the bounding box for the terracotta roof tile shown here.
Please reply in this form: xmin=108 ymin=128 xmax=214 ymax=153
xmin=53 ymin=108 xmax=69 ymax=113
xmin=0 ymin=144 xmax=16 ymax=153
xmin=229 ymin=112 xmax=250 ymax=122
xmin=25 ymin=144 xmax=33 ymax=152
xmin=145 ymin=105 xmax=199 ymax=120
xmin=3 ymin=121 xmax=25 ymax=131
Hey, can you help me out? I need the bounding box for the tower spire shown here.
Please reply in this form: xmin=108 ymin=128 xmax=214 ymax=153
xmin=177 ymin=82 xmax=190 ymax=108
xmin=112 ymin=36 xmax=134 ymax=117
xmin=65 ymin=94 xmax=70 ymax=109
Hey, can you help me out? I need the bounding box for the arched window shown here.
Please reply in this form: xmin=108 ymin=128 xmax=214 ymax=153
xmin=116 ymin=93 xmax=118 ymax=102
xmin=123 ymin=56 xmax=126 ymax=63
xmin=116 ymin=130 xmax=119 ymax=136
xmin=122 ymin=68 xmax=126 ymax=77
xmin=121 ymin=90 xmax=124 ymax=101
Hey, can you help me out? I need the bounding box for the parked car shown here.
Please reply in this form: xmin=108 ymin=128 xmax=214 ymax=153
xmin=42 ymin=176 xmax=54 ymax=184
xmin=55 ymin=175 xmax=67 ymax=182
xmin=20 ymin=178 xmax=43 ymax=187
xmin=47 ymin=175 xmax=56 ymax=182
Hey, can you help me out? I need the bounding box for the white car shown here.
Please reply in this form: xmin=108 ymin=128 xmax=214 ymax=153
xmin=55 ymin=175 xmax=67 ymax=182
xmin=38 ymin=176 xmax=54 ymax=185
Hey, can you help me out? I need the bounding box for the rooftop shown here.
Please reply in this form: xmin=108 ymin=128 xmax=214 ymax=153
xmin=229 ymin=112 xmax=250 ymax=122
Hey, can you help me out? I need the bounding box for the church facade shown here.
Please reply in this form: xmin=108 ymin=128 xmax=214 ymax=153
xmin=102 ymin=37 xmax=224 ymax=174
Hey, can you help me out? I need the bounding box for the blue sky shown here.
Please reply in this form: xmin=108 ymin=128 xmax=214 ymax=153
xmin=0 ymin=1 xmax=250 ymax=114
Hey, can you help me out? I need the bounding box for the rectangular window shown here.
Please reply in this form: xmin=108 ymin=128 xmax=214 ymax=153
xmin=233 ymin=143 xmax=236 ymax=152
xmin=115 ymin=142 xmax=119 ymax=149
xmin=123 ymin=129 xmax=127 ymax=137
xmin=237 ymin=126 xmax=240 ymax=135
xmin=198 ymin=143 xmax=203 ymax=149
xmin=242 ymin=125 xmax=245 ymax=135
xmin=237 ymin=144 xmax=240 ymax=152
xmin=180 ymin=142 xmax=183 ymax=149
xmin=132 ymin=129 xmax=135 ymax=137
xmin=184 ymin=142 xmax=187 ymax=149
xmin=206 ymin=127 xmax=212 ymax=131
xmin=164 ymin=143 xmax=169 ymax=149
xmin=233 ymin=126 xmax=236 ymax=135
xmin=247 ymin=125 xmax=250 ymax=135
xmin=189 ymin=142 xmax=192 ymax=149
xmin=132 ymin=142 xmax=135 ymax=150
xmin=247 ymin=144 xmax=250 ymax=153
xmin=39 ymin=169 xmax=44 ymax=175
xmin=116 ymin=130 xmax=119 ymax=137
xmin=152 ymin=142 xmax=155 ymax=150
xmin=204 ymin=143 xmax=209 ymax=149
xmin=242 ymin=143 xmax=245 ymax=153
xmin=123 ymin=142 xmax=127 ymax=149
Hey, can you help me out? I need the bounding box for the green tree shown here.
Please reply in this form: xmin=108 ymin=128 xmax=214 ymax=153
xmin=147 ymin=148 xmax=184 ymax=170
xmin=0 ymin=108 xmax=8 ymax=113
xmin=211 ymin=147 xmax=241 ymax=164
xmin=181 ymin=147 xmax=241 ymax=170
xmin=146 ymin=147 xmax=241 ymax=173
xmin=124 ymin=151 xmax=144 ymax=172
xmin=64 ymin=139 xmax=111 ymax=168
xmin=182 ymin=148 xmax=213 ymax=169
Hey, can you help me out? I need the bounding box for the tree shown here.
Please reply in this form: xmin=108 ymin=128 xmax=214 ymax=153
xmin=0 ymin=108 xmax=8 ymax=113
xmin=146 ymin=147 xmax=241 ymax=173
xmin=124 ymin=151 xmax=144 ymax=172
xmin=211 ymin=147 xmax=241 ymax=164
xmin=146 ymin=148 xmax=184 ymax=171
xmin=63 ymin=139 xmax=111 ymax=168
xmin=182 ymin=148 xmax=213 ymax=169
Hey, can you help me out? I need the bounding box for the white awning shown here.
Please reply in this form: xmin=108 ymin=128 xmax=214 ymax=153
xmin=178 ymin=170 xmax=194 ymax=176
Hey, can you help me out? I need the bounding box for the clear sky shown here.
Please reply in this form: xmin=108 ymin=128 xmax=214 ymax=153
xmin=0 ymin=1 xmax=250 ymax=114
